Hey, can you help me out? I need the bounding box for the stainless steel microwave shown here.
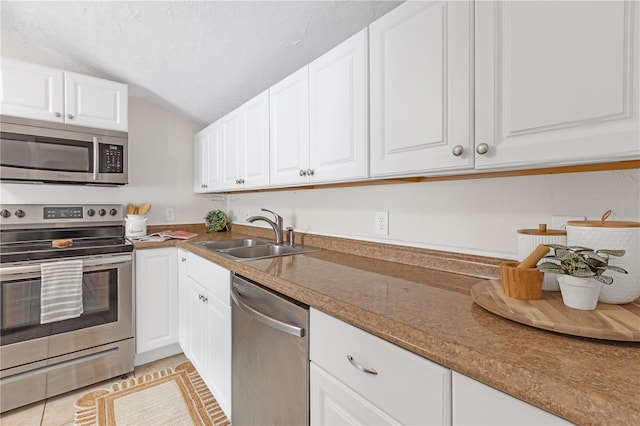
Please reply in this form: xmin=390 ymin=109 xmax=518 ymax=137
xmin=0 ymin=115 xmax=128 ymax=185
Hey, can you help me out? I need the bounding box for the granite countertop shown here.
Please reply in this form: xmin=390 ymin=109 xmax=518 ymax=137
xmin=133 ymin=226 xmax=639 ymax=425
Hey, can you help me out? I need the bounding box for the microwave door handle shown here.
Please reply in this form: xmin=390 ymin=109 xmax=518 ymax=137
xmin=92 ymin=137 xmax=99 ymax=181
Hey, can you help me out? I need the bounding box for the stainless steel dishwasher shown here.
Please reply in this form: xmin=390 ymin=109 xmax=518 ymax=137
xmin=231 ymin=274 xmax=309 ymax=425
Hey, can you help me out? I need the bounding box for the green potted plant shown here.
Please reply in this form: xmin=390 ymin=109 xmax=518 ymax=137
xmin=205 ymin=210 xmax=230 ymax=232
xmin=537 ymin=244 xmax=627 ymax=310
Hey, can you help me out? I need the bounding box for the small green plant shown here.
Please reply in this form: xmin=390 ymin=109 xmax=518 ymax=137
xmin=537 ymin=244 xmax=627 ymax=285
xmin=205 ymin=210 xmax=230 ymax=232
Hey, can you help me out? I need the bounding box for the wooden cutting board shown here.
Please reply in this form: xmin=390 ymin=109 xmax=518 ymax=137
xmin=471 ymin=279 xmax=640 ymax=341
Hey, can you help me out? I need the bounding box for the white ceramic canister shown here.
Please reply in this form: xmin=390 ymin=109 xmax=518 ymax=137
xmin=566 ymin=217 xmax=640 ymax=304
xmin=517 ymin=224 xmax=567 ymax=291
xmin=125 ymin=214 xmax=148 ymax=237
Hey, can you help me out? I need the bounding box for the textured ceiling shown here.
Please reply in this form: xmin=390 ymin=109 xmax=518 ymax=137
xmin=1 ymin=1 xmax=402 ymax=127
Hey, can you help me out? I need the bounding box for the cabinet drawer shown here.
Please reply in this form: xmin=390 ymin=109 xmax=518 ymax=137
xmin=186 ymin=252 xmax=230 ymax=304
xmin=310 ymin=309 xmax=451 ymax=425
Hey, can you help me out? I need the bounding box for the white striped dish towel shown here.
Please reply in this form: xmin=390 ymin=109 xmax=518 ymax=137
xmin=40 ymin=259 xmax=84 ymax=324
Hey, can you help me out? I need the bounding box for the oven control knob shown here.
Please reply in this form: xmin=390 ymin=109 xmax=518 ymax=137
xmin=15 ymin=209 xmax=25 ymax=218
xmin=98 ymin=208 xmax=107 ymax=216
xmin=87 ymin=208 xmax=95 ymax=217
xmin=109 ymin=208 xmax=118 ymax=216
xmin=1 ymin=209 xmax=10 ymax=218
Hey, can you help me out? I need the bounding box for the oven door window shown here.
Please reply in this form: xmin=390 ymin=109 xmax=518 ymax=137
xmin=0 ymin=268 xmax=117 ymax=345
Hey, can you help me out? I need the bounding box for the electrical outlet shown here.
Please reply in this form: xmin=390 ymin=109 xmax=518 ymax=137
xmin=551 ymin=215 xmax=585 ymax=230
xmin=165 ymin=207 xmax=175 ymax=222
xmin=375 ymin=211 xmax=389 ymax=235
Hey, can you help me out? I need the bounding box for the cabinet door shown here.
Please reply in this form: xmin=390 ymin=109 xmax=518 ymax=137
xmin=241 ymin=90 xmax=270 ymax=189
xmin=186 ymin=278 xmax=205 ymax=371
xmin=269 ymin=67 xmax=310 ymax=186
xmin=194 ymin=122 xmax=222 ymax=193
xmin=475 ymin=0 xmax=639 ymax=169
xmin=65 ymin=71 xmax=128 ymax=131
xmin=0 ymin=58 xmax=64 ymax=123
xmin=193 ymin=128 xmax=208 ymax=192
xmin=202 ymin=291 xmax=232 ymax=419
xmin=311 ymin=363 xmax=400 ymax=426
xmin=452 ymin=372 xmax=570 ymax=425
xmin=221 ymin=109 xmax=243 ymax=189
xmin=177 ymin=249 xmax=188 ymax=353
xmin=310 ymin=309 xmax=451 ymax=425
xmin=369 ymin=1 xmax=473 ymax=177
xmin=309 ymin=29 xmax=368 ymax=183
xmin=135 ymin=248 xmax=178 ymax=354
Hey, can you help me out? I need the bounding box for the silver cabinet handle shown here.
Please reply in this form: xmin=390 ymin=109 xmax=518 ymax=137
xmin=54 ymin=112 xmax=62 ymax=118
xmin=452 ymin=145 xmax=464 ymax=156
xmin=202 ymin=295 xmax=208 ymax=303
xmin=476 ymin=143 xmax=490 ymax=155
xmin=306 ymin=169 xmax=314 ymax=176
xmin=299 ymin=169 xmax=307 ymax=176
xmin=181 ymin=257 xmax=186 ymax=262
xmin=346 ymin=354 xmax=378 ymax=375
xmin=67 ymin=114 xmax=74 ymax=120
xmin=231 ymin=286 xmax=305 ymax=337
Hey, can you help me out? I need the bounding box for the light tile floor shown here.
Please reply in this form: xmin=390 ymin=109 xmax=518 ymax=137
xmin=0 ymin=353 xmax=188 ymax=426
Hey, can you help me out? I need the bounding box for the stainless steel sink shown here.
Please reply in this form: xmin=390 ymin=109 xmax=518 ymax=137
xmin=195 ymin=238 xmax=271 ymax=251
xmin=194 ymin=238 xmax=320 ymax=261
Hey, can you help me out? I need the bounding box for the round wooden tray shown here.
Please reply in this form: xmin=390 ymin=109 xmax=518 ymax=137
xmin=471 ymin=279 xmax=640 ymax=342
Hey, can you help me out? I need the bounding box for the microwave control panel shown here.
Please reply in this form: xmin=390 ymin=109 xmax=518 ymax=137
xmin=99 ymin=144 xmax=124 ymax=173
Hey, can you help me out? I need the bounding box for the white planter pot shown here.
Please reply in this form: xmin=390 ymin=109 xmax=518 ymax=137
xmin=557 ymin=275 xmax=601 ymax=311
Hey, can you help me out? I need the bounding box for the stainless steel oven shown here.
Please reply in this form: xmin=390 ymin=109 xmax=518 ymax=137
xmin=0 ymin=204 xmax=134 ymax=413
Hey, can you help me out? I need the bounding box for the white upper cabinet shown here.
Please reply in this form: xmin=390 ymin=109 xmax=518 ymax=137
xmin=221 ymin=91 xmax=270 ymax=190
xmin=309 ymin=28 xmax=369 ymax=183
xmin=1 ymin=59 xmax=64 ymax=122
xmin=221 ymin=109 xmax=242 ymax=189
xmin=270 ymin=29 xmax=368 ymax=187
xmin=241 ymin=90 xmax=270 ymax=188
xmin=369 ymin=1 xmax=473 ymax=178
xmin=1 ymin=58 xmax=128 ymax=131
xmin=64 ymin=71 xmax=128 ymax=131
xmin=193 ymin=121 xmax=221 ymax=193
xmin=475 ymin=0 xmax=640 ymax=170
xmin=269 ymin=67 xmax=310 ymax=186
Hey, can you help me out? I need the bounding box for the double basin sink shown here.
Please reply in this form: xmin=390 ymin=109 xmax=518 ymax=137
xmin=195 ymin=238 xmax=320 ymax=261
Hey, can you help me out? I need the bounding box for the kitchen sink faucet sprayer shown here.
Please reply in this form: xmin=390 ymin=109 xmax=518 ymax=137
xmin=246 ymin=208 xmax=284 ymax=243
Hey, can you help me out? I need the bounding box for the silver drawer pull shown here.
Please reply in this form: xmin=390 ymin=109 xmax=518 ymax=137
xmin=346 ymin=354 xmax=378 ymax=375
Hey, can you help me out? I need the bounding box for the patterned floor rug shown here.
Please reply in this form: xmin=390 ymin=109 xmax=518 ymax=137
xmin=74 ymin=361 xmax=230 ymax=426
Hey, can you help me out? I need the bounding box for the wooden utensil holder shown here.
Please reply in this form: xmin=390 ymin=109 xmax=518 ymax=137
xmin=500 ymin=261 xmax=543 ymax=300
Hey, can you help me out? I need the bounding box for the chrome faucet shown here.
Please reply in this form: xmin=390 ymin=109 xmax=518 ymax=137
xmin=246 ymin=208 xmax=284 ymax=243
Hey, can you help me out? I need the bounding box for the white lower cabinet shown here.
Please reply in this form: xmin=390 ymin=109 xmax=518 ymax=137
xmin=178 ymin=251 xmax=232 ymax=420
xmin=134 ymin=248 xmax=180 ymax=364
xmin=310 ymin=308 xmax=451 ymax=425
xmin=452 ymin=372 xmax=571 ymax=425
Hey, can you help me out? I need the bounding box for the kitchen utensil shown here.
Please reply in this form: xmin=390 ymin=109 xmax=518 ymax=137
xmin=517 ymin=244 xmax=550 ymax=269
xmin=126 ymin=203 xmax=135 ymax=214
xmin=472 ymin=280 xmax=640 ymax=341
xmin=137 ymin=202 xmax=151 ymax=215
xmin=500 ymin=261 xmax=543 ymax=300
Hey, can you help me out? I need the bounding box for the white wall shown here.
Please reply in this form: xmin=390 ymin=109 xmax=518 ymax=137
xmin=226 ymin=169 xmax=640 ymax=259
xmin=0 ymin=96 xmax=223 ymax=225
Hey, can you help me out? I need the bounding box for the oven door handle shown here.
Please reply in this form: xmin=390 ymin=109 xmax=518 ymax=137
xmin=0 ymin=254 xmax=132 ymax=276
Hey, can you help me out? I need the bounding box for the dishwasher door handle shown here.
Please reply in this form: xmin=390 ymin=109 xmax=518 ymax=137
xmin=231 ymin=287 xmax=306 ymax=337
